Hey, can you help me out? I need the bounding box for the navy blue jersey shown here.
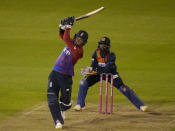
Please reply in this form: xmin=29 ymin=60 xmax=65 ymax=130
xmin=90 ymin=49 xmax=118 ymax=74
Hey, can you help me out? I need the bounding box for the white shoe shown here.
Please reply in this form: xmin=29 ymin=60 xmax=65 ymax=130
xmin=55 ymin=121 xmax=62 ymax=129
xmin=140 ymin=105 xmax=148 ymax=112
xmin=61 ymin=111 xmax=66 ymax=120
xmin=73 ymin=104 xmax=85 ymax=111
xmin=73 ymin=104 xmax=81 ymax=111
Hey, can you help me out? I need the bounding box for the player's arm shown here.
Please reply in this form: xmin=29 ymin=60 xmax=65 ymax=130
xmin=59 ymin=19 xmax=66 ymax=40
xmin=63 ymin=28 xmax=72 ymax=44
xmin=59 ymin=28 xmax=65 ymax=40
xmin=90 ymin=50 xmax=98 ymax=71
xmin=59 ymin=16 xmax=74 ymax=41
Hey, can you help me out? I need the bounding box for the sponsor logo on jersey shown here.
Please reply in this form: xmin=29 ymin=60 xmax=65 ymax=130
xmin=63 ymin=48 xmax=71 ymax=55
xmin=98 ymin=62 xmax=106 ymax=67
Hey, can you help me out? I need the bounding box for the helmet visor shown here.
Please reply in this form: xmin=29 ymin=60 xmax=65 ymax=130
xmin=74 ymin=37 xmax=84 ymax=46
xmin=99 ymin=44 xmax=110 ymax=50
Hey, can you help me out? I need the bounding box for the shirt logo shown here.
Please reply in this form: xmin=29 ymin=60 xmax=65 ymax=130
xmin=98 ymin=62 xmax=106 ymax=67
xmin=63 ymin=48 xmax=71 ymax=55
xmin=49 ymin=82 xmax=52 ymax=87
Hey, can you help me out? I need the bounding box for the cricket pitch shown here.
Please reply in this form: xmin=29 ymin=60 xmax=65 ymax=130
xmin=0 ymin=102 xmax=175 ymax=131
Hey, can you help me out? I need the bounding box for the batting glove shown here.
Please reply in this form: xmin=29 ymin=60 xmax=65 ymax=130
xmin=59 ymin=16 xmax=75 ymax=29
xmin=67 ymin=16 xmax=75 ymax=26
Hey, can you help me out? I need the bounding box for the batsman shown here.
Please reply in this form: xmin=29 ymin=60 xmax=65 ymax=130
xmin=47 ymin=16 xmax=88 ymax=129
xmin=73 ymin=36 xmax=148 ymax=112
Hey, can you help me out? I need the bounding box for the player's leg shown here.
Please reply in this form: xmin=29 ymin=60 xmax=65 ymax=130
xmin=56 ymin=74 xmax=73 ymax=121
xmin=76 ymin=79 xmax=88 ymax=108
xmin=59 ymin=74 xmax=73 ymax=112
xmin=113 ymin=75 xmax=147 ymax=111
xmin=119 ymin=84 xmax=146 ymax=109
xmin=73 ymin=74 xmax=100 ymax=110
xmin=47 ymin=71 xmax=64 ymax=126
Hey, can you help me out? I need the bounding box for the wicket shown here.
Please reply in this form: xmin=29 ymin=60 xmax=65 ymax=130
xmin=99 ymin=74 xmax=114 ymax=114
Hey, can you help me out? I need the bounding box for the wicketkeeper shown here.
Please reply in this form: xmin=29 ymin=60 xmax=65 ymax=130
xmin=73 ymin=36 xmax=148 ymax=112
xmin=47 ymin=16 xmax=88 ymax=129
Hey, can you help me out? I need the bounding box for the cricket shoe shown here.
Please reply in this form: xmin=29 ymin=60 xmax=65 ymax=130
xmin=61 ymin=111 xmax=66 ymax=120
xmin=140 ymin=105 xmax=148 ymax=112
xmin=55 ymin=121 xmax=62 ymax=129
xmin=72 ymin=104 xmax=86 ymax=111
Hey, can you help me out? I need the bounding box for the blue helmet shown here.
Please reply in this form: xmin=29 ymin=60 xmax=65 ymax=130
xmin=98 ymin=36 xmax=110 ymax=47
xmin=98 ymin=36 xmax=111 ymax=58
xmin=73 ymin=30 xmax=88 ymax=46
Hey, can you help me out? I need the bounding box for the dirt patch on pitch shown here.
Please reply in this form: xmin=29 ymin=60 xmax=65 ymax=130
xmin=0 ymin=102 xmax=175 ymax=131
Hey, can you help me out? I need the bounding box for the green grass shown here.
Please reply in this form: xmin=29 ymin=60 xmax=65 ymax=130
xmin=0 ymin=0 xmax=175 ymax=121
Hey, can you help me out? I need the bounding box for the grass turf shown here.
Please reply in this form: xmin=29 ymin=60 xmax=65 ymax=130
xmin=0 ymin=0 xmax=175 ymax=120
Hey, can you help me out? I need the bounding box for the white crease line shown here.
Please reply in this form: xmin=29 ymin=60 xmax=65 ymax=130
xmin=22 ymin=105 xmax=45 ymax=116
xmin=168 ymin=119 xmax=175 ymax=126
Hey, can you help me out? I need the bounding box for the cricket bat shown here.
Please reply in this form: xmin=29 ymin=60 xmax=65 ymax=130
xmin=75 ymin=7 xmax=105 ymax=21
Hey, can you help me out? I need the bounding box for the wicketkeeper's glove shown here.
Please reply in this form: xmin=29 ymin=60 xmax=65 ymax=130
xmin=80 ymin=66 xmax=97 ymax=78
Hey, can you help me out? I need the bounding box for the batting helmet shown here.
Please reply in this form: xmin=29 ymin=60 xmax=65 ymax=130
xmin=73 ymin=30 xmax=88 ymax=46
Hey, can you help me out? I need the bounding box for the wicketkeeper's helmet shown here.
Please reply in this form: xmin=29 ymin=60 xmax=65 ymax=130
xmin=98 ymin=36 xmax=111 ymax=58
xmin=98 ymin=36 xmax=110 ymax=47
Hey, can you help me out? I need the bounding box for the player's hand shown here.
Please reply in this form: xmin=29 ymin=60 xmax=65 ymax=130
xmin=59 ymin=16 xmax=74 ymax=29
xmin=61 ymin=16 xmax=74 ymax=25
xmin=80 ymin=66 xmax=96 ymax=78
xmin=67 ymin=16 xmax=74 ymax=26
xmin=60 ymin=19 xmax=66 ymax=25
xmin=59 ymin=19 xmax=67 ymax=30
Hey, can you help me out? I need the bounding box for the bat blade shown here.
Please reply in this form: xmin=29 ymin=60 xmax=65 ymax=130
xmin=75 ymin=7 xmax=105 ymax=21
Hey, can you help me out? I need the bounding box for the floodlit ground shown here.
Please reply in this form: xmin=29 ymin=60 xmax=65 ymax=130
xmin=0 ymin=102 xmax=175 ymax=131
xmin=0 ymin=0 xmax=175 ymax=131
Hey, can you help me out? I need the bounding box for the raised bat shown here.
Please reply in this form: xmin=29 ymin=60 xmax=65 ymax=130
xmin=75 ymin=7 xmax=105 ymax=21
